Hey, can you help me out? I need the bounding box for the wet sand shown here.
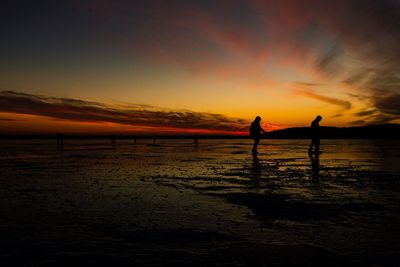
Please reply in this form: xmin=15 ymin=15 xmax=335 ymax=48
xmin=0 ymin=139 xmax=399 ymax=266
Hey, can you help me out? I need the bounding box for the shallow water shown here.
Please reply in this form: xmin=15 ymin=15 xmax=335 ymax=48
xmin=0 ymin=139 xmax=399 ymax=266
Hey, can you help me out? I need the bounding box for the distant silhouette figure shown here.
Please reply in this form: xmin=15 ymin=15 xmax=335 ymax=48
xmin=56 ymin=133 xmax=64 ymax=151
xmin=111 ymin=134 xmax=116 ymax=146
xmin=249 ymin=116 xmax=266 ymax=154
xmin=308 ymin=115 xmax=322 ymax=155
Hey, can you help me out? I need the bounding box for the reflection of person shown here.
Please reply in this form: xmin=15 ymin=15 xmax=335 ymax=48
xmin=249 ymin=116 xmax=266 ymax=154
xmin=310 ymin=153 xmax=320 ymax=178
xmin=308 ymin=115 xmax=322 ymax=155
xmin=250 ymin=153 xmax=261 ymax=187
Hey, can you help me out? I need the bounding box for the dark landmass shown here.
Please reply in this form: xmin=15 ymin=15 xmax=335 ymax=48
xmin=266 ymin=123 xmax=400 ymax=139
xmin=0 ymin=123 xmax=399 ymax=139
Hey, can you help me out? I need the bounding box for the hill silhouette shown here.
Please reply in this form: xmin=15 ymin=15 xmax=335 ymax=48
xmin=266 ymin=124 xmax=400 ymax=139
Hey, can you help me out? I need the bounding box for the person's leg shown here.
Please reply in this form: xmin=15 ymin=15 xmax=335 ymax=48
xmin=309 ymin=139 xmax=314 ymax=154
xmin=252 ymin=138 xmax=260 ymax=153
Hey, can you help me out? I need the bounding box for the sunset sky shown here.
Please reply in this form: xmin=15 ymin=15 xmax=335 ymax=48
xmin=1 ymin=0 xmax=399 ymax=134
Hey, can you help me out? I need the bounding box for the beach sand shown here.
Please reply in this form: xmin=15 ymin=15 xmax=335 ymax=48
xmin=0 ymin=139 xmax=399 ymax=266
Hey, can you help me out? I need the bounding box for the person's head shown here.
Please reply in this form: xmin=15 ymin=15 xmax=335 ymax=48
xmin=316 ymin=115 xmax=322 ymax=121
xmin=254 ymin=116 xmax=261 ymax=122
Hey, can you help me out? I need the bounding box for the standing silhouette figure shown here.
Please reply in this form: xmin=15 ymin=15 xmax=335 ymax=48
xmin=308 ymin=115 xmax=322 ymax=155
xmin=249 ymin=116 xmax=266 ymax=154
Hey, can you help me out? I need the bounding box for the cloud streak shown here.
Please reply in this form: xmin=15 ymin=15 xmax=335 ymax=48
xmin=293 ymin=82 xmax=352 ymax=109
xmin=374 ymin=93 xmax=400 ymax=116
xmin=354 ymin=110 xmax=376 ymax=117
xmin=0 ymin=90 xmax=251 ymax=133
xmin=295 ymin=89 xmax=352 ymax=110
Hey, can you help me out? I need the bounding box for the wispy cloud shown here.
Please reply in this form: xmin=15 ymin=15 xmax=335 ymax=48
xmin=354 ymin=109 xmax=376 ymax=117
xmin=0 ymin=90 xmax=251 ymax=133
xmin=368 ymin=114 xmax=397 ymax=125
xmin=293 ymin=82 xmax=352 ymax=110
xmin=374 ymin=93 xmax=400 ymax=116
xmin=295 ymin=89 xmax=351 ymax=109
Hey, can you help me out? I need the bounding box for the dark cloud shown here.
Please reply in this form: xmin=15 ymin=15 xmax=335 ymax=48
xmin=352 ymin=95 xmax=399 ymax=124
xmin=354 ymin=68 xmax=400 ymax=121
xmin=368 ymin=114 xmax=397 ymax=125
xmin=354 ymin=110 xmax=376 ymax=117
xmin=0 ymin=91 xmax=249 ymax=132
xmin=374 ymin=93 xmax=400 ymax=116
xmin=330 ymin=0 xmax=400 ymax=120
xmin=365 ymin=69 xmax=400 ymax=92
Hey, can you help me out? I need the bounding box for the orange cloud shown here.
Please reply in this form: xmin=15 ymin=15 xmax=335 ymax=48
xmin=0 ymin=90 xmax=255 ymax=134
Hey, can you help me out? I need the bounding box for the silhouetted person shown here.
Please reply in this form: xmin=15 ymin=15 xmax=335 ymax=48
xmin=56 ymin=133 xmax=64 ymax=151
xmin=308 ymin=115 xmax=322 ymax=155
xmin=111 ymin=134 xmax=116 ymax=146
xmin=249 ymin=116 xmax=266 ymax=154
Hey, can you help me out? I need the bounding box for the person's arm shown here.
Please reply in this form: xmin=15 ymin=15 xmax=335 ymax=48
xmin=260 ymin=125 xmax=267 ymax=134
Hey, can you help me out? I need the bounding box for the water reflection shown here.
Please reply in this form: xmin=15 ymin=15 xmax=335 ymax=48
xmin=250 ymin=153 xmax=261 ymax=187
xmin=309 ymin=153 xmax=320 ymax=179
